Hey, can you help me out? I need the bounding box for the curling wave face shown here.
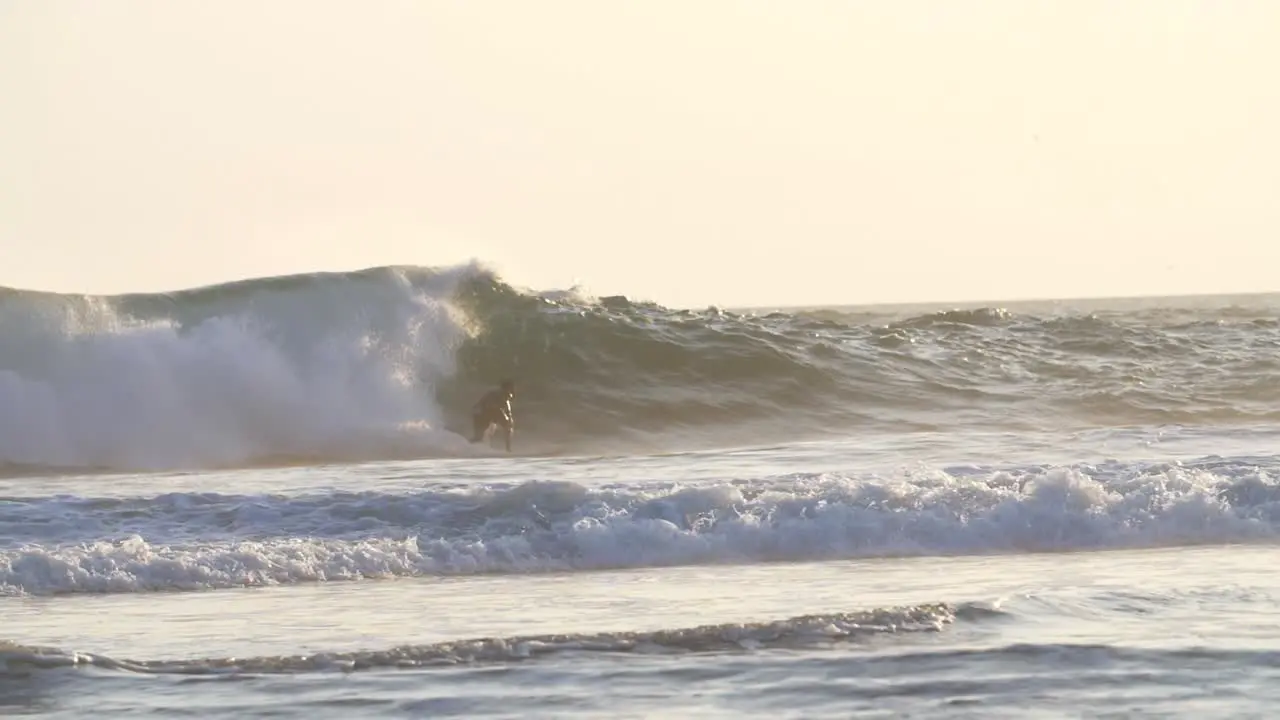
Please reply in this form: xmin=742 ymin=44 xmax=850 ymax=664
xmin=3 ymin=264 xmax=1280 ymax=470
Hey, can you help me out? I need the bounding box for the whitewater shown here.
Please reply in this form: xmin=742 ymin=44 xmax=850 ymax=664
xmin=5 ymin=264 xmax=1280 ymax=718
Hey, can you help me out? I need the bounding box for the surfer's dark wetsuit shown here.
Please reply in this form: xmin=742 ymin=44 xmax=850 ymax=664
xmin=471 ymin=380 xmax=515 ymax=451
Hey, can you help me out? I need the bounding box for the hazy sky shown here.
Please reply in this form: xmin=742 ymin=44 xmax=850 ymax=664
xmin=3 ymin=2 xmax=1279 ymax=308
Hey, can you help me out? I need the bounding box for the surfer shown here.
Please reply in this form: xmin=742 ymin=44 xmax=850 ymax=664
xmin=470 ymin=379 xmax=515 ymax=451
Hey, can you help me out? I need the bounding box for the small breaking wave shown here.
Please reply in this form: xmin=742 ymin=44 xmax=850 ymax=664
xmin=0 ymin=602 xmax=966 ymax=676
xmin=6 ymin=460 xmax=1280 ymax=596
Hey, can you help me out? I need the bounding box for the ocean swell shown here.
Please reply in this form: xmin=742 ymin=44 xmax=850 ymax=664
xmin=3 ymin=264 xmax=1280 ymax=471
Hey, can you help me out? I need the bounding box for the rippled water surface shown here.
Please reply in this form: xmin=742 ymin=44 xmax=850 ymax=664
xmin=6 ymin=282 xmax=1280 ymax=716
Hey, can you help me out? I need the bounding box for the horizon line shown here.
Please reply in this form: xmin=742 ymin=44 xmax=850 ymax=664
xmin=2 ymin=263 xmax=1278 ymax=312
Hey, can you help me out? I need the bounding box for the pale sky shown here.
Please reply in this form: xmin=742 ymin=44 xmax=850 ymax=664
xmin=3 ymin=1 xmax=1279 ymax=308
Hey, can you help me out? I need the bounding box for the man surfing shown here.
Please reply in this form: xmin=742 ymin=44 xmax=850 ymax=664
xmin=470 ymin=379 xmax=516 ymax=451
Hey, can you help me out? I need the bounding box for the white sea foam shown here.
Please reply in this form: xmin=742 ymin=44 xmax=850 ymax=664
xmin=0 ymin=267 xmax=476 ymax=470
xmin=4 ymin=463 xmax=1279 ymax=596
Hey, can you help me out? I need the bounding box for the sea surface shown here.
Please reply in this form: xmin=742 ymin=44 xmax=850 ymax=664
xmin=4 ymin=265 xmax=1280 ymax=718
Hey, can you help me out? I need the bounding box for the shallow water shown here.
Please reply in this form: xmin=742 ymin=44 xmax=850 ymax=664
xmin=7 ymin=428 xmax=1280 ymax=717
xmin=6 ymin=543 xmax=1280 ymax=717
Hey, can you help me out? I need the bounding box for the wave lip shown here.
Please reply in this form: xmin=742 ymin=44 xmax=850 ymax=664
xmin=0 ymin=602 xmax=961 ymax=676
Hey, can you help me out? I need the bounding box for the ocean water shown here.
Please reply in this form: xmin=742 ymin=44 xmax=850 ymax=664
xmin=5 ymin=265 xmax=1280 ymax=718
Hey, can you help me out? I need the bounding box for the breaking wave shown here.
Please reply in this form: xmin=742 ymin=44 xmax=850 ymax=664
xmin=5 ymin=459 xmax=1280 ymax=596
xmin=3 ymin=264 xmax=1280 ymax=471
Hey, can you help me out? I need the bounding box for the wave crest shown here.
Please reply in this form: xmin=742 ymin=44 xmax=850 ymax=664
xmin=4 ymin=265 xmax=1280 ymax=470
